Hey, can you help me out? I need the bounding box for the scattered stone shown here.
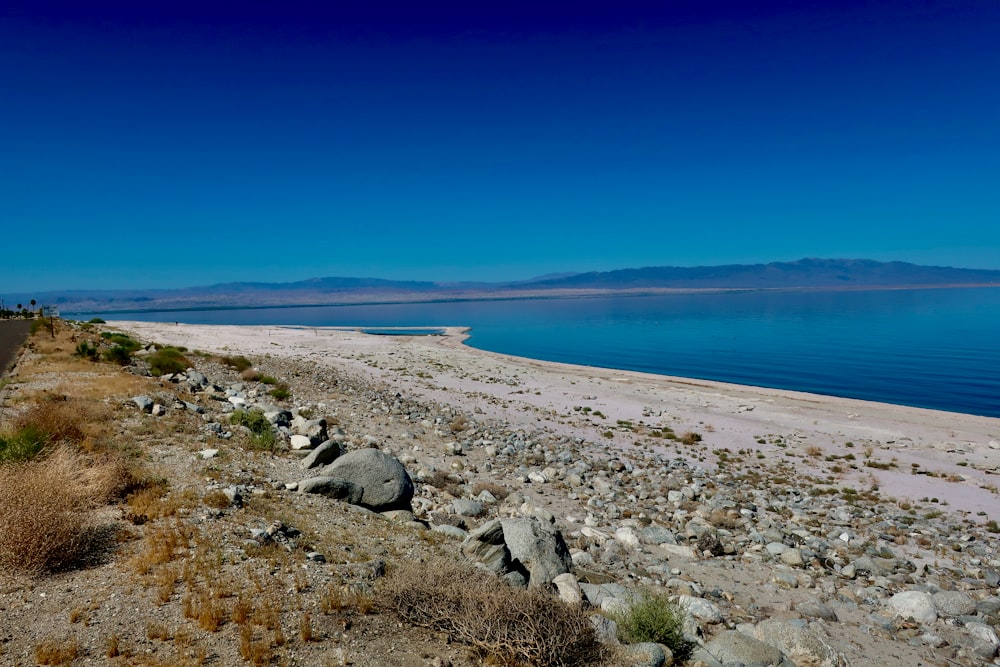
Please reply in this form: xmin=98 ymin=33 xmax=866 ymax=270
xmin=132 ymin=395 xmax=154 ymax=412
xmin=552 ymin=572 xmax=583 ymax=605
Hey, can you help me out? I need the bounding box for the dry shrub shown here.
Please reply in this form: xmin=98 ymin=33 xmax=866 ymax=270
xmin=34 ymin=636 xmax=79 ymax=666
xmin=472 ymin=481 xmax=510 ymax=501
xmin=382 ymin=560 xmax=605 ymax=667
xmin=0 ymin=447 xmax=119 ymax=573
xmin=707 ymin=508 xmax=741 ymax=530
xmin=240 ymin=368 xmax=263 ymax=382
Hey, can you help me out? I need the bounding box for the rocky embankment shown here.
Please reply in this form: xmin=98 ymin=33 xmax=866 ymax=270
xmin=119 ymin=333 xmax=1000 ymax=667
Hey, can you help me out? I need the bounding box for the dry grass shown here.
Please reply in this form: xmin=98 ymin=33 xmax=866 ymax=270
xmin=0 ymin=447 xmax=124 ymax=573
xmin=34 ymin=636 xmax=79 ymax=666
xmin=382 ymin=559 xmax=605 ymax=667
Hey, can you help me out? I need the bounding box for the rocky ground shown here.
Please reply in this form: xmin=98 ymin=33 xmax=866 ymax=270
xmin=1 ymin=320 xmax=999 ymax=666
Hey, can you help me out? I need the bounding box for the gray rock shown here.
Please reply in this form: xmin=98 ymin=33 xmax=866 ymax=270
xmin=292 ymin=416 xmax=328 ymax=447
xmin=297 ymin=476 xmax=364 ymax=504
xmin=463 ymin=520 xmax=515 ymax=577
xmin=699 ymin=630 xmax=795 ymax=667
xmin=186 ymin=370 xmax=208 ymax=388
xmin=794 ymin=599 xmax=839 ymax=622
xmin=779 ymin=548 xmax=804 ymax=567
xmin=675 ymin=595 xmax=723 ymax=623
xmin=620 ymin=642 xmax=669 ymax=667
xmin=932 ymin=590 xmax=976 ymax=617
xmin=290 ymin=434 xmax=314 ymax=450
xmin=888 ymin=590 xmax=937 ymax=624
xmin=451 ymin=498 xmax=485 ymax=517
xmin=640 ymin=525 xmax=677 ymax=545
xmin=589 ymin=614 xmax=620 ymax=645
xmin=301 ymin=440 xmax=343 ymax=470
xmin=751 ymin=620 xmax=849 ymax=667
xmin=432 ymin=524 xmax=468 ymax=539
xmin=321 ymin=448 xmax=414 ymax=511
xmin=500 ymin=517 xmax=572 ymax=587
xmin=553 ymin=573 xmax=583 ymax=605
xmin=966 ymin=622 xmax=1000 ymax=658
xmin=132 ymin=395 xmax=154 ymax=412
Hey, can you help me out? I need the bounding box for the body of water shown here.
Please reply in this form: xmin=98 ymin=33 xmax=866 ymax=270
xmin=80 ymin=287 xmax=1000 ymax=417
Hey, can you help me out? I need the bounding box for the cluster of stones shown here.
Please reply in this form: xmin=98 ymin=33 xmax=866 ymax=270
xmin=127 ymin=354 xmax=1000 ymax=667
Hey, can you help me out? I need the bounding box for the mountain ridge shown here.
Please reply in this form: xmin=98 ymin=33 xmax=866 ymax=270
xmin=13 ymin=258 xmax=1000 ymax=313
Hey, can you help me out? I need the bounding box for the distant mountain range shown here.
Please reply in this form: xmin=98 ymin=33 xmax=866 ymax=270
xmin=14 ymin=258 xmax=1000 ymax=314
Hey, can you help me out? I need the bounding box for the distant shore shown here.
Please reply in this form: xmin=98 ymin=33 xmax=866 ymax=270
xmin=114 ymin=321 xmax=1000 ymax=518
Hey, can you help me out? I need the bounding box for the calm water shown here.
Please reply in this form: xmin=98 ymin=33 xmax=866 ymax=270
xmin=80 ymin=287 xmax=1000 ymax=418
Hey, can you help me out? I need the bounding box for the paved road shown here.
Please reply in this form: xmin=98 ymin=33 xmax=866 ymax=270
xmin=0 ymin=320 xmax=32 ymax=377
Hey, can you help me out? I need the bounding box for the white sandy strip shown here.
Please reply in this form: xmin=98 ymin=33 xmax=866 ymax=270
xmin=113 ymin=321 xmax=1000 ymax=518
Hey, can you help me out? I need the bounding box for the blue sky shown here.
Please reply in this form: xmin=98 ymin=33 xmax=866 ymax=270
xmin=2 ymin=1 xmax=998 ymax=292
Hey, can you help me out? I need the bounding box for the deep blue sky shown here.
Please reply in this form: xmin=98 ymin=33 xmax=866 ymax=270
xmin=2 ymin=1 xmax=998 ymax=292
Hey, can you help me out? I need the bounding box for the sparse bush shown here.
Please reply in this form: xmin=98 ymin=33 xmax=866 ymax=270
xmin=221 ymin=355 xmax=252 ymax=372
xmin=258 ymin=374 xmax=278 ymax=385
xmin=611 ymin=591 xmax=693 ymax=661
xmin=679 ymin=431 xmax=702 ymax=445
xmin=382 ymin=559 xmax=605 ymax=667
xmin=240 ymin=368 xmax=262 ymax=382
xmin=148 ymin=347 xmax=191 ymax=376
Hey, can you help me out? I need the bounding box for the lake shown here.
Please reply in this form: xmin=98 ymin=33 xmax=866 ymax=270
xmin=80 ymin=287 xmax=1000 ymax=418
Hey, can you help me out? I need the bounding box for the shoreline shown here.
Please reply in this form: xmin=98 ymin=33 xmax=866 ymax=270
xmin=112 ymin=321 xmax=1000 ymax=518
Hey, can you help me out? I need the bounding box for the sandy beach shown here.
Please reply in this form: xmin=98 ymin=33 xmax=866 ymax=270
xmin=114 ymin=321 xmax=1000 ymax=518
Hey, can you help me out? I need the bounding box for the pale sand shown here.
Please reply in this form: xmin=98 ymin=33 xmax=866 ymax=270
xmin=113 ymin=321 xmax=1000 ymax=518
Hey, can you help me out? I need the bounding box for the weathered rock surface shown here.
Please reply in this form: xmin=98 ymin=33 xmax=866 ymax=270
xmin=319 ymin=448 xmax=414 ymax=511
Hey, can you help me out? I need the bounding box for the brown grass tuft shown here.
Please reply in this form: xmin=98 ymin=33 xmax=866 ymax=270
xmin=0 ymin=447 xmax=119 ymax=573
xmin=34 ymin=636 xmax=79 ymax=666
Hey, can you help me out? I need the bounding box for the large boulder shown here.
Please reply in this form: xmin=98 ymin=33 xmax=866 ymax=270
xmin=320 ymin=448 xmax=413 ymax=511
xmin=750 ymin=620 xmax=850 ymax=667
xmin=298 ymin=476 xmax=363 ymax=504
xmin=888 ymin=590 xmax=937 ymax=624
xmin=696 ymin=631 xmax=795 ymax=667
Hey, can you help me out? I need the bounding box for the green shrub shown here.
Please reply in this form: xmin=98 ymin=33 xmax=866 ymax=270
xmin=101 ymin=333 xmax=141 ymax=351
xmin=74 ymin=341 xmax=99 ymax=361
xmin=258 ymin=375 xmax=278 ymax=385
xmin=86 ymin=318 xmax=106 ymax=324
xmin=268 ymin=384 xmax=291 ymax=401
xmin=221 ymin=355 xmax=252 ymax=372
xmin=0 ymin=425 xmax=49 ymax=464
xmin=103 ymin=345 xmax=133 ymax=365
xmin=611 ymin=592 xmax=693 ymax=660
xmin=230 ymin=409 xmax=277 ymax=450
xmin=147 ymin=347 xmax=190 ymax=376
